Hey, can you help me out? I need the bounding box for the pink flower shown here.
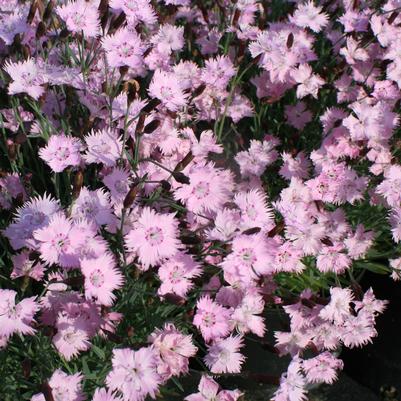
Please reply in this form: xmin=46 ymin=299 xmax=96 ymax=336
xmin=103 ymin=168 xmax=131 ymax=204
xmin=151 ymin=24 xmax=185 ymax=54
xmin=4 ymin=59 xmax=45 ymax=100
xmin=149 ymin=323 xmax=197 ymax=379
xmin=319 ymin=287 xmax=354 ymax=324
xmin=148 ymin=69 xmax=189 ymax=112
xmin=201 ymin=56 xmax=236 ymax=90
xmin=33 ymin=213 xmax=80 ymax=267
xmin=235 ymin=139 xmax=278 ymax=177
xmin=205 ymin=335 xmax=245 ymax=374
xmin=290 ymin=0 xmax=329 ymax=33
xmin=340 ymin=310 xmax=377 ymax=348
xmin=106 ymin=347 xmax=161 ymax=401
xmin=231 ymin=292 xmax=266 ymax=337
xmin=158 ymin=252 xmax=202 ymax=298
xmin=3 ymin=194 xmax=60 ymax=250
xmin=92 ymin=388 xmax=123 ymax=401
xmin=185 ymin=376 xmax=242 ymax=401
xmin=81 ymin=253 xmax=124 ymax=306
xmin=173 ymin=162 xmax=234 ymax=214
xmin=102 ymin=27 xmax=146 ymax=70
xmin=291 ymin=64 xmax=325 ymax=99
xmin=303 ymin=352 xmax=343 ymax=384
xmin=339 ymin=37 xmax=369 ymax=65
xmin=46 ymin=369 xmax=85 ymax=401
xmin=273 ymin=357 xmax=307 ymax=401
xmin=0 ymin=10 xmax=28 ymax=45
xmin=53 ymin=314 xmax=91 ymax=360
xmin=11 ymin=251 xmax=45 ymax=281
xmin=56 ymin=0 xmax=100 ymax=37
xmin=376 ymin=165 xmax=401 ymax=207
xmin=0 ymin=289 xmax=39 ymax=338
xmin=109 ymin=0 xmax=157 ymax=26
xmin=71 ymin=188 xmax=114 ymax=228
xmin=125 ymin=207 xmax=181 ymax=269
xmin=193 ymin=296 xmax=231 ymax=342
xmin=316 ymin=244 xmax=351 ymax=274
xmin=83 ymin=129 xmax=123 ymax=167
xmin=39 ymin=134 xmax=82 ymax=173
xmin=234 ymin=189 xmax=275 ymax=233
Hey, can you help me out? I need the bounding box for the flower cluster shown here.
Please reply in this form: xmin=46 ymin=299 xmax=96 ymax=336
xmin=0 ymin=0 xmax=399 ymax=400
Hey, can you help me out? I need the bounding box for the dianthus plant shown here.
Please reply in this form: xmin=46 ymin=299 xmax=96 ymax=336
xmin=0 ymin=0 xmax=400 ymax=400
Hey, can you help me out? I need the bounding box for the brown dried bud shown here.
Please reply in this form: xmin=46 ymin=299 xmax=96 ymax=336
xmin=286 ymin=32 xmax=294 ymax=49
xmin=72 ymin=170 xmax=84 ymax=199
xmin=172 ymin=171 xmax=190 ymax=185
xmin=160 ymin=180 xmax=171 ymax=191
xmin=43 ymin=0 xmax=55 ymax=22
xmin=143 ymin=119 xmax=160 ymax=134
xmin=164 ymin=293 xmax=186 ymax=306
xmin=41 ymin=382 xmax=55 ymax=401
xmin=142 ymin=98 xmax=161 ymax=114
xmin=36 ymin=21 xmax=47 ymax=39
xmin=7 ymin=140 xmax=17 ymax=161
xmin=174 ymin=151 xmax=193 ymax=172
xmin=123 ymin=180 xmax=141 ymax=209
xmin=134 ymin=114 xmax=146 ymax=135
xmin=388 ymin=11 xmax=399 ymax=25
xmin=22 ymin=358 xmax=31 ymax=378
xmin=242 ymin=227 xmax=261 ymax=235
xmin=15 ymin=132 xmax=27 ymax=145
xmin=27 ymin=1 xmax=38 ymax=24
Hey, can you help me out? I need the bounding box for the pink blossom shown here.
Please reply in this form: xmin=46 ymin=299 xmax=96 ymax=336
xmin=193 ymin=296 xmax=231 ymax=342
xmin=106 ymin=347 xmax=161 ymax=401
xmin=83 ymin=129 xmax=123 ymax=167
xmin=4 ymin=59 xmax=45 ymax=100
xmin=158 ymin=252 xmax=202 ymax=298
xmin=303 ymin=352 xmax=343 ymax=384
xmin=56 ymin=0 xmax=100 ymax=37
xmin=125 ymin=207 xmax=181 ymax=269
xmin=81 ymin=253 xmax=124 ymax=306
xmin=0 ymin=289 xmax=39 ymax=338
xmin=39 ymin=134 xmax=82 ymax=173
xmin=204 ymin=335 xmax=245 ymax=373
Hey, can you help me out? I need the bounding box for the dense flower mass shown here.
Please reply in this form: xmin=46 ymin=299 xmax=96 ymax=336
xmin=0 ymin=0 xmax=399 ymax=400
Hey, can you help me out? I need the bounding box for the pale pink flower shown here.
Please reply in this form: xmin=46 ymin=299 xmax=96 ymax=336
xmin=110 ymin=0 xmax=157 ymax=26
xmin=151 ymin=24 xmax=185 ymax=54
xmin=102 ymin=27 xmax=146 ymax=70
xmin=193 ymin=296 xmax=231 ymax=342
xmin=204 ymin=335 xmax=245 ymax=374
xmin=4 ymin=59 xmax=45 ymax=100
xmin=92 ymin=388 xmax=123 ymax=401
xmin=32 ymin=369 xmax=85 ymax=401
xmin=148 ymin=69 xmax=189 ymax=112
xmin=291 ymin=64 xmax=325 ymax=99
xmin=234 ymin=189 xmax=275 ymax=233
xmin=11 ymin=251 xmax=45 ymax=281
xmin=158 ymin=252 xmax=202 ymax=298
xmin=106 ymin=347 xmax=161 ymax=401
xmin=319 ymin=287 xmax=354 ymax=324
xmin=56 ymin=0 xmax=100 ymax=37
xmin=185 ymin=376 xmax=242 ymax=401
xmin=290 ymin=0 xmax=329 ymax=33
xmin=149 ymin=323 xmax=197 ymax=379
xmin=71 ymin=188 xmax=114 ymax=228
xmin=53 ymin=315 xmax=91 ymax=360
xmin=173 ymin=162 xmax=234 ymax=215
xmin=273 ymin=357 xmax=307 ymax=401
xmin=125 ymin=207 xmax=181 ymax=269
xmin=39 ymin=134 xmax=82 ymax=173
xmin=33 ymin=213 xmax=80 ymax=267
xmin=303 ymin=352 xmax=343 ymax=384
xmin=83 ymin=129 xmax=123 ymax=167
xmin=0 ymin=289 xmax=39 ymax=338
xmin=81 ymin=253 xmax=124 ymax=306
